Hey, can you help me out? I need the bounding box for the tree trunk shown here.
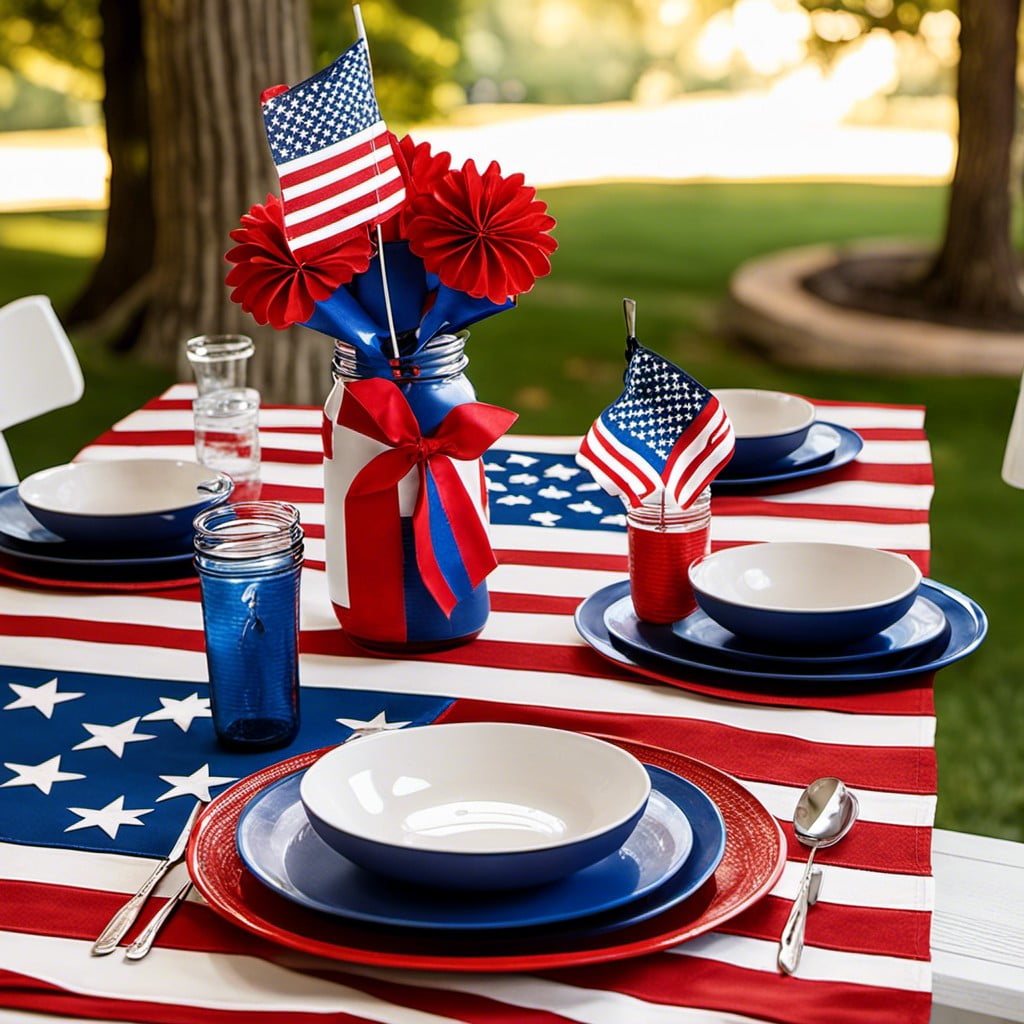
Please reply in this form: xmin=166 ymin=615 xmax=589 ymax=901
xmin=924 ymin=0 xmax=1023 ymax=316
xmin=139 ymin=0 xmax=334 ymax=405
xmin=65 ymin=0 xmax=154 ymax=334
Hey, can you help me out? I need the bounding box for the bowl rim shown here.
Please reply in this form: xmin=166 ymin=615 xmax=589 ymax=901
xmin=299 ymin=722 xmax=653 ymax=858
xmin=713 ymin=388 xmax=816 ymax=440
xmin=688 ymin=541 xmax=923 ymax=615
xmin=18 ymin=459 xmax=233 ymax=519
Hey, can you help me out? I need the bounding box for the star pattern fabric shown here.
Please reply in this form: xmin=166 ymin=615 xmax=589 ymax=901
xmin=4 ymin=677 xmax=84 ymax=718
xmin=0 ymin=667 xmax=453 ymax=858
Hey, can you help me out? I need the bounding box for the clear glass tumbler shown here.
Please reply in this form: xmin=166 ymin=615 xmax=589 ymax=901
xmin=627 ymin=488 xmax=712 ymax=624
xmin=186 ymin=334 xmax=254 ymax=396
xmin=194 ymin=501 xmax=303 ymax=750
xmin=193 ymin=387 xmax=262 ymax=500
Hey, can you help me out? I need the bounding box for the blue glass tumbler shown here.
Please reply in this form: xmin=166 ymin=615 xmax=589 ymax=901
xmin=193 ymin=501 xmax=303 ymax=750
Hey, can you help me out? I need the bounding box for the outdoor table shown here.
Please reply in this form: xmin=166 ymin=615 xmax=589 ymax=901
xmin=0 ymin=384 xmax=940 ymax=1024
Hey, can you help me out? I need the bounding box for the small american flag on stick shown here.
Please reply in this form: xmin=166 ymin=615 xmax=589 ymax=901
xmin=577 ymin=343 xmax=735 ymax=509
xmin=261 ymin=38 xmax=405 ymax=261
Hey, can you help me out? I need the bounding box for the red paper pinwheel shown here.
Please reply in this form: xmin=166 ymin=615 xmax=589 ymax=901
xmin=225 ymin=195 xmax=373 ymax=329
xmin=404 ymin=159 xmax=558 ymax=304
xmin=378 ymin=135 xmax=452 ymax=243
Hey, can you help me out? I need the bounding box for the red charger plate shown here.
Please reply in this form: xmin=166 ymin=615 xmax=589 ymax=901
xmin=0 ymin=557 xmax=197 ymax=592
xmin=187 ymin=737 xmax=785 ymax=971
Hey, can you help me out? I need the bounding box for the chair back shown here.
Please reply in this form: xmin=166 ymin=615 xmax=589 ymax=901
xmin=0 ymin=295 xmax=84 ymax=432
xmin=0 ymin=295 xmax=85 ymax=485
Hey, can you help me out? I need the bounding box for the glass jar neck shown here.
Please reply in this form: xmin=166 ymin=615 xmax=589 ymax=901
xmin=186 ymin=334 xmax=254 ymax=364
xmin=333 ymin=332 xmax=469 ymax=384
xmin=193 ymin=501 xmax=303 ymax=562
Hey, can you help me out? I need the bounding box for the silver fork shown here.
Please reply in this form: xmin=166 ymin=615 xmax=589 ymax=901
xmin=124 ymin=879 xmax=194 ymax=960
xmin=90 ymin=799 xmax=203 ymax=956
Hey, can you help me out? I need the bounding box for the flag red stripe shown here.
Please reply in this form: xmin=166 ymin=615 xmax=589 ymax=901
xmin=285 ymin=161 xmax=390 ymax=218
xmin=0 ymin=879 xmax=930 ymax=965
xmin=435 ymin=699 xmax=937 ymax=800
xmin=0 ymin=611 xmax=933 ymax=717
xmin=278 ymin=134 xmax=387 ymax=190
xmin=287 ymin=175 xmax=405 ymax=245
xmin=547 ymin=958 xmax=931 ymax=1024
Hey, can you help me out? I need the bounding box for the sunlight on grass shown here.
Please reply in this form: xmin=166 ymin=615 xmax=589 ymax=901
xmin=0 ymin=213 xmax=104 ymax=258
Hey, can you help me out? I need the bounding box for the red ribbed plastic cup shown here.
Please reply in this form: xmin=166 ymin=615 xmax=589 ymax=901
xmin=628 ymin=489 xmax=711 ymax=624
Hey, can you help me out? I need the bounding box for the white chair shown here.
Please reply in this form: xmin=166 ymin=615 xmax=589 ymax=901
xmin=0 ymin=295 xmax=85 ymax=485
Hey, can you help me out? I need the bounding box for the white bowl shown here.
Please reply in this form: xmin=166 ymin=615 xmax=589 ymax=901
xmin=299 ymin=723 xmax=652 ymax=890
xmin=714 ymin=389 xmax=816 ymax=473
xmin=18 ymin=459 xmax=233 ymax=545
xmin=688 ymin=541 xmax=922 ymax=647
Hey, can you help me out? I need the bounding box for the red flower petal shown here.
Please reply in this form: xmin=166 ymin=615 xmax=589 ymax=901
xmin=224 ymin=194 xmax=373 ymax=329
xmin=404 ymin=161 xmax=557 ymax=303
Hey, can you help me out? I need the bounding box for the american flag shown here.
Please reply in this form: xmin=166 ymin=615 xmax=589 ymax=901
xmin=261 ymin=39 xmax=405 ymax=261
xmin=577 ymin=343 xmax=736 ymax=510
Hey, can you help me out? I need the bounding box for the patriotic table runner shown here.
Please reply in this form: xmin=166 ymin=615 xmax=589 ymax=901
xmin=0 ymin=385 xmax=936 ymax=1024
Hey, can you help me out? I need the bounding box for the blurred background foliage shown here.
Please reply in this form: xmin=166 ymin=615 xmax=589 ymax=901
xmin=0 ymin=0 xmax=962 ymax=132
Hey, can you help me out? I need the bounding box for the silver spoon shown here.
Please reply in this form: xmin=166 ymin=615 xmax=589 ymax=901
xmin=778 ymin=777 xmax=859 ymax=975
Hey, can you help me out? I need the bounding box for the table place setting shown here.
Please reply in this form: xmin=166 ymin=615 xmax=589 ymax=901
xmin=0 ymin=10 xmax=966 ymax=1024
xmin=0 ymin=458 xmax=232 ymax=590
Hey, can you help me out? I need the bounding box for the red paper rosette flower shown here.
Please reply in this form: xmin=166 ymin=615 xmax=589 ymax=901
xmin=378 ymin=134 xmax=452 ymax=243
xmin=404 ymin=159 xmax=557 ymax=304
xmin=225 ymin=194 xmax=373 ymax=329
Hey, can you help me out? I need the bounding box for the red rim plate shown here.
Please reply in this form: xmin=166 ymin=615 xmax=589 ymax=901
xmin=187 ymin=737 xmax=785 ymax=972
xmin=0 ymin=558 xmax=197 ymax=592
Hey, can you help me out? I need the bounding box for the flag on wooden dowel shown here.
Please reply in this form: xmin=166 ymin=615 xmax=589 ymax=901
xmin=577 ymin=343 xmax=735 ymax=510
xmin=260 ymin=38 xmax=405 ymax=262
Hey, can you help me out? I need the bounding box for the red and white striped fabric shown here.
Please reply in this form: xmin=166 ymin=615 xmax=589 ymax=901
xmin=0 ymin=385 xmax=937 ymax=1024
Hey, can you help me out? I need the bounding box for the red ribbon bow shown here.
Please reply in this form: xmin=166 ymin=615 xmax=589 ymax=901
xmin=336 ymin=377 xmax=517 ymax=616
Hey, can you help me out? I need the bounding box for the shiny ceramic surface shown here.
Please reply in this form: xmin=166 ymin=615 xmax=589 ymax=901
xmin=19 ymin=459 xmax=232 ymax=544
xmin=238 ymin=764 xmax=705 ymax=930
xmin=300 ymin=723 xmax=652 ymax=890
xmin=689 ymin=542 xmax=922 ymax=646
xmin=577 ymin=578 xmax=986 ymax=686
xmin=670 ymin=594 xmax=948 ymax=666
xmin=711 ymin=423 xmax=862 ymax=490
xmin=0 ymin=488 xmax=196 ymax=589
xmin=188 ymin=739 xmax=785 ymax=971
xmin=714 ymin=389 xmax=815 ymax=473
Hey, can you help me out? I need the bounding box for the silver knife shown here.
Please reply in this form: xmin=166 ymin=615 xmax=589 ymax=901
xmin=90 ymin=799 xmax=203 ymax=956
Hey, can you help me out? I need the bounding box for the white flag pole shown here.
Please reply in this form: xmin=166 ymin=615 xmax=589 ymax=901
xmin=353 ymin=3 xmax=401 ymax=362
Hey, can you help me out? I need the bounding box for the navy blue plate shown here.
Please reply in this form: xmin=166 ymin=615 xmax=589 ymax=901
xmin=668 ymin=594 xmax=948 ymax=666
xmin=576 ymin=578 xmax=986 ymax=685
xmin=237 ymin=764 xmax=726 ymax=932
xmin=0 ymin=488 xmax=193 ymax=568
xmin=712 ymin=422 xmax=862 ymax=489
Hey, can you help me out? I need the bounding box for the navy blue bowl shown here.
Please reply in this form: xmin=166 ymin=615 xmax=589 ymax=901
xmin=689 ymin=542 xmax=923 ymax=648
xmin=716 ymin=389 xmax=815 ymax=475
xmin=299 ymin=723 xmax=653 ymax=891
xmin=19 ymin=460 xmax=233 ymax=545
xmin=302 ymin=799 xmax=648 ymax=891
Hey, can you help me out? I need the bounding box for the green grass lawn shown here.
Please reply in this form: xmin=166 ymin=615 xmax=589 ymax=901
xmin=2 ymin=183 xmax=1021 ymax=841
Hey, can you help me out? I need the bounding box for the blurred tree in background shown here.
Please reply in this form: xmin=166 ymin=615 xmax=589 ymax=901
xmin=798 ymin=0 xmax=1024 ymax=325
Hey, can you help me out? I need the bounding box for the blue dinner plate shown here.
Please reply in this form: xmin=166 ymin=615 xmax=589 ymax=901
xmin=576 ymin=578 xmax=986 ymax=685
xmin=712 ymin=422 xmax=862 ymax=489
xmin=237 ymin=764 xmax=727 ymax=932
xmin=668 ymin=594 xmax=948 ymax=666
xmin=0 ymin=488 xmax=194 ymax=569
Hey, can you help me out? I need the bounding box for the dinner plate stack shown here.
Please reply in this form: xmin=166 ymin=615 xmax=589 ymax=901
xmin=576 ymin=545 xmax=987 ymax=690
xmin=187 ymin=724 xmax=788 ymax=971
xmin=709 ymin=390 xmax=864 ymax=490
xmin=0 ymin=460 xmax=233 ymax=590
